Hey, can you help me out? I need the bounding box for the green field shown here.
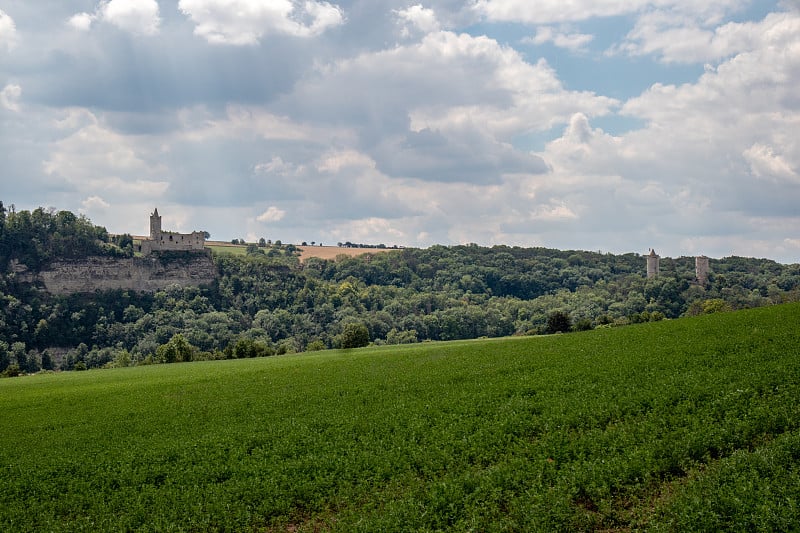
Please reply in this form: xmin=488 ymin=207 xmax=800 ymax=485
xmin=1 ymin=304 xmax=799 ymax=531
xmin=205 ymin=242 xmax=248 ymax=255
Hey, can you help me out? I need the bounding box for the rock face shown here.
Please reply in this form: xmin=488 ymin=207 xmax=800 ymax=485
xmin=37 ymin=252 xmax=217 ymax=295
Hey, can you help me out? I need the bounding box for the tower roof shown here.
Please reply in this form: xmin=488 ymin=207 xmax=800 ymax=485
xmin=152 ymin=207 xmax=159 ymax=217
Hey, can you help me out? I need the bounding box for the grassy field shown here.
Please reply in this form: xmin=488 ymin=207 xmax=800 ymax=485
xmin=205 ymin=241 xmax=248 ymax=255
xmin=1 ymin=303 xmax=799 ymax=531
xmin=204 ymin=241 xmax=397 ymax=261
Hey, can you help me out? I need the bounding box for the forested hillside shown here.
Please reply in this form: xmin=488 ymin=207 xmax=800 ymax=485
xmin=1 ymin=203 xmax=798 ymax=373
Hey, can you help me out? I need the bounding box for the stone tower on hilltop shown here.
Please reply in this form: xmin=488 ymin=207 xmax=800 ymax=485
xmin=646 ymin=248 xmax=660 ymax=279
xmin=139 ymin=208 xmax=206 ymax=255
xmin=695 ymin=255 xmax=710 ymax=285
xmin=150 ymin=207 xmax=162 ymax=239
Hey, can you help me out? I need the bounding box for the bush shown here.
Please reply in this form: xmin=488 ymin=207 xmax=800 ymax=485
xmin=1 ymin=363 xmax=21 ymax=378
xmin=232 ymin=338 xmax=274 ymax=358
xmin=546 ymin=311 xmax=572 ymax=334
xmin=306 ymin=340 xmax=326 ymax=352
xmin=339 ymin=323 xmax=370 ymax=349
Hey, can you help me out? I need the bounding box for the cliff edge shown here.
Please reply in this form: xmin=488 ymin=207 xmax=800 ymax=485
xmin=35 ymin=251 xmax=217 ymax=295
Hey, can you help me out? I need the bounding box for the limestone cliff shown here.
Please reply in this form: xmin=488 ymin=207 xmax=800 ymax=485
xmin=36 ymin=252 xmax=217 ymax=295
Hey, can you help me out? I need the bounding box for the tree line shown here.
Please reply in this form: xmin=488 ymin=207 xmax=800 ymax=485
xmin=1 ymin=203 xmax=798 ymax=375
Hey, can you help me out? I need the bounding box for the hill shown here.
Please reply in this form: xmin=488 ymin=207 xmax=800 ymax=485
xmin=1 ymin=204 xmax=798 ymax=371
xmin=1 ymin=303 xmax=799 ymax=531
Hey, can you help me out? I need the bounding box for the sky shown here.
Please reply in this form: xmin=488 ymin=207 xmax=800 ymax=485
xmin=1 ymin=0 xmax=799 ymax=263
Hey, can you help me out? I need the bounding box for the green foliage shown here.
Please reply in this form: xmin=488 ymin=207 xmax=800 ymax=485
xmin=156 ymin=334 xmax=196 ymax=363
xmin=0 ymin=206 xmax=115 ymax=270
xmin=306 ymin=340 xmax=327 ymax=352
xmin=338 ymin=322 xmax=370 ymax=349
xmin=0 ymin=304 xmax=799 ymax=530
xmin=1 ymin=363 xmax=20 ymax=377
xmin=0 ymin=341 xmax=8 ymax=373
xmin=231 ymin=337 xmax=274 ymax=358
xmin=386 ymin=327 xmax=418 ymax=344
xmin=687 ymin=298 xmax=734 ymax=316
xmin=546 ymin=310 xmax=572 ymax=334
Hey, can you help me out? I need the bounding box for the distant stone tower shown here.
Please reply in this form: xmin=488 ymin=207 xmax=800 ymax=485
xmin=150 ymin=208 xmax=162 ymax=240
xmin=646 ymin=248 xmax=660 ymax=279
xmin=695 ymin=255 xmax=709 ymax=285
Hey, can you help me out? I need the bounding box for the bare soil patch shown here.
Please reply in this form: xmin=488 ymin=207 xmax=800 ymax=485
xmin=296 ymin=246 xmax=397 ymax=262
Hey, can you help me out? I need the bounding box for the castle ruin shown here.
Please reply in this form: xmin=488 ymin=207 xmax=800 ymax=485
xmin=695 ymin=255 xmax=710 ymax=285
xmin=645 ymin=248 xmax=711 ymax=283
xmin=138 ymin=208 xmax=205 ymax=255
xmin=646 ymin=248 xmax=660 ymax=279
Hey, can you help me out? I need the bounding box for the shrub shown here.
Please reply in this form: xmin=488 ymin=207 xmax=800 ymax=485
xmin=546 ymin=311 xmax=572 ymax=334
xmin=1 ymin=363 xmax=21 ymax=378
xmin=339 ymin=323 xmax=370 ymax=349
xmin=306 ymin=340 xmax=326 ymax=352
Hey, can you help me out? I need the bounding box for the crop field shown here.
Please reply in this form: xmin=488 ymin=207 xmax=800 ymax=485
xmin=1 ymin=303 xmax=799 ymax=531
xmin=204 ymin=241 xmax=397 ymax=261
xmin=205 ymin=241 xmax=248 ymax=256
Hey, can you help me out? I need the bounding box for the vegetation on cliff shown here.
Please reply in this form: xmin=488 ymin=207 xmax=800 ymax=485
xmin=0 ymin=202 xmax=130 ymax=272
xmin=1 ymin=204 xmax=799 ymax=373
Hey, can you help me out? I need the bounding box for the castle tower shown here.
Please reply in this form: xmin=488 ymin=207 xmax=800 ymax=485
xmin=646 ymin=248 xmax=660 ymax=279
xmin=150 ymin=208 xmax=162 ymax=239
xmin=695 ymin=255 xmax=709 ymax=285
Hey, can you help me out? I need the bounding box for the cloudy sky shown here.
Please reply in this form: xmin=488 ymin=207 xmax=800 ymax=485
xmin=1 ymin=1 xmax=799 ymax=262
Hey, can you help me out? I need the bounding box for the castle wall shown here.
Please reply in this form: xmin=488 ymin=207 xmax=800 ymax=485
xmin=141 ymin=208 xmax=205 ymax=256
xmin=141 ymin=231 xmax=205 ymax=255
xmin=36 ymin=253 xmax=216 ymax=295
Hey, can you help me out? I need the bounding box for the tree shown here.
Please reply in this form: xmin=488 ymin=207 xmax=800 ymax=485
xmin=156 ymin=333 xmax=195 ymax=363
xmin=339 ymin=322 xmax=370 ymax=349
xmin=232 ymin=337 xmax=273 ymax=358
xmin=307 ymin=340 xmax=326 ymax=351
xmin=246 ymin=244 xmax=264 ymax=255
xmin=0 ymin=200 xmax=5 ymax=252
xmin=41 ymin=350 xmax=54 ymax=371
xmin=113 ymin=233 xmax=134 ymax=249
xmin=10 ymin=342 xmax=27 ymax=372
xmin=0 ymin=341 xmax=9 ymax=373
xmin=546 ymin=310 xmax=572 ymax=334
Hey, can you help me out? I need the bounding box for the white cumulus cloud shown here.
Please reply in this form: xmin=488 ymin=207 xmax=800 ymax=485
xmin=524 ymin=26 xmax=594 ymax=51
xmin=178 ymin=0 xmax=345 ymax=45
xmin=0 ymin=83 xmax=21 ymax=112
xmin=67 ymin=12 xmax=95 ymax=32
xmin=614 ymin=10 xmax=795 ymax=64
xmin=395 ymin=4 xmax=440 ymax=37
xmin=81 ymin=195 xmax=111 ymax=211
xmin=256 ymin=206 xmax=287 ymax=222
xmin=102 ymin=0 xmax=160 ymax=35
xmin=68 ymin=0 xmax=160 ymax=35
xmin=744 ymin=144 xmax=799 ymax=183
xmin=0 ymin=9 xmax=17 ymax=52
xmin=475 ymin=0 xmax=743 ymax=25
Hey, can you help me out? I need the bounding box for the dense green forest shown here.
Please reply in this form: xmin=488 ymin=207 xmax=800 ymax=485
xmin=1 ymin=202 xmax=798 ymax=373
